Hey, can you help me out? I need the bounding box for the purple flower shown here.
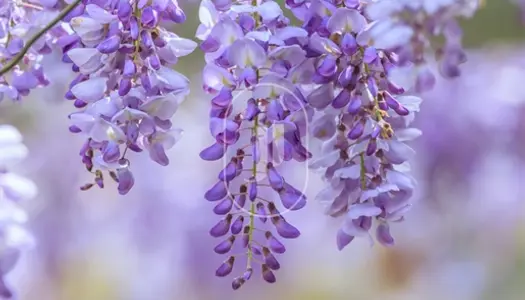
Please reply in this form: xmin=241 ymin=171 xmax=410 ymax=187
xmin=198 ymin=0 xmax=312 ymax=289
xmin=282 ymin=2 xmax=428 ymax=251
xmin=366 ymin=0 xmax=481 ymax=92
xmin=62 ymin=1 xmax=196 ymax=194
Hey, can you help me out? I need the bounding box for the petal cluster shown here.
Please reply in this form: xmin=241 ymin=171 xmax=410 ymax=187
xmin=59 ymin=0 xmax=196 ymax=194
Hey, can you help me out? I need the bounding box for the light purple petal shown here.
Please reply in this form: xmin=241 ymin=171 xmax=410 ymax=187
xmin=71 ymin=78 xmax=107 ymax=102
xmin=347 ymin=203 xmax=382 ymax=219
xmin=327 ymin=8 xmax=367 ymax=34
xmin=86 ymin=4 xmax=117 ymax=23
xmin=228 ymin=38 xmax=267 ymax=68
xmin=257 ymin=1 xmax=282 ymax=22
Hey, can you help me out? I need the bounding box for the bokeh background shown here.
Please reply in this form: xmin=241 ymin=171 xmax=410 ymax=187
xmin=1 ymin=0 xmax=525 ymax=299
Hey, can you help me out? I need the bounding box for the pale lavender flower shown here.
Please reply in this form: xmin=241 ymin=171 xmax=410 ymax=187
xmin=0 ymin=125 xmax=36 ymax=299
xmin=366 ymin=0 xmax=482 ymax=92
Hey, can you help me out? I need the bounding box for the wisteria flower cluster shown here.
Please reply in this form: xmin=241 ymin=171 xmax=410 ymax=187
xmin=0 ymin=0 xmax=483 ymax=292
xmin=60 ymin=0 xmax=196 ymax=194
xmin=0 ymin=0 xmax=68 ymax=101
xmin=197 ymin=0 xmax=314 ymax=288
xmin=0 ymin=125 xmax=36 ymax=298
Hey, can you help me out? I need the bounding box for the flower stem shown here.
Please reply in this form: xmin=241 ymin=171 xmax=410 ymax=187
xmin=247 ymin=113 xmax=258 ymax=268
xmin=0 ymin=0 xmax=82 ymax=77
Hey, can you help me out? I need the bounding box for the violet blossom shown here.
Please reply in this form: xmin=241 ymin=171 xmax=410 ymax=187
xmin=365 ymin=0 xmax=482 ymax=92
xmin=283 ymin=1 xmax=475 ymax=251
xmin=198 ymin=0 xmax=313 ymax=289
xmin=61 ymin=0 xmax=196 ymax=194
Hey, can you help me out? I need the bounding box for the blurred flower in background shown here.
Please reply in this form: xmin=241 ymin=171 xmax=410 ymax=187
xmin=0 ymin=124 xmax=36 ymax=299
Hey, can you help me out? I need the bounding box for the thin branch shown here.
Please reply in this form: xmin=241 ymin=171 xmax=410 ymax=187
xmin=0 ymin=0 xmax=82 ymax=77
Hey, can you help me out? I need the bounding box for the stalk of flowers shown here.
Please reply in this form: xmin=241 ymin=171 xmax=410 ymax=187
xmin=285 ymin=2 xmax=421 ymax=249
xmin=0 ymin=0 xmax=74 ymax=102
xmin=60 ymin=0 xmax=196 ymax=194
xmin=0 ymin=125 xmax=37 ymax=299
xmin=364 ymin=0 xmax=482 ymax=92
xmin=197 ymin=0 xmax=314 ymax=289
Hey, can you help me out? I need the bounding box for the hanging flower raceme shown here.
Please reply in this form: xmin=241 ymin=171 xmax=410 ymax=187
xmin=60 ymin=0 xmax=196 ymax=194
xmin=0 ymin=125 xmax=37 ymax=298
xmin=283 ymin=2 xmax=423 ymax=250
xmin=197 ymin=0 xmax=314 ymax=289
xmin=365 ymin=0 xmax=482 ymax=92
xmin=0 ymin=0 xmax=71 ymax=102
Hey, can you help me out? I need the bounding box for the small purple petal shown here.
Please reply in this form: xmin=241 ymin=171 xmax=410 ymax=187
xmin=148 ymin=142 xmax=169 ymax=166
xmin=245 ymin=98 xmax=260 ymax=121
xmin=213 ymin=198 xmax=233 ymax=215
xmin=205 ymin=181 xmax=228 ymax=201
xmin=210 ymin=215 xmax=232 ymax=237
xmin=265 ymin=231 xmax=286 ymax=254
xmin=97 ymin=35 xmax=121 ymax=54
xmin=376 ymin=223 xmax=395 ymax=246
xmin=316 ymin=55 xmax=337 ymax=77
xmin=231 ymin=216 xmax=244 ymax=234
xmin=366 ymin=139 xmax=377 ymax=156
xmin=347 ymin=120 xmax=364 ymax=140
xmin=332 ymin=89 xmax=351 ymax=109
xmin=214 ymin=236 xmax=235 ymax=254
xmin=262 ymin=248 xmax=280 ymax=270
xmin=215 ymin=256 xmax=235 ymax=277
xmin=336 ymin=228 xmax=354 ymax=250
xmin=201 ymin=36 xmax=220 ymax=52
xmin=102 ymin=142 xmax=120 ymax=163
xmin=117 ymin=167 xmax=134 ymax=195
xmin=278 ymin=183 xmax=306 ymax=211
xmin=272 ymin=217 xmax=300 ymax=239
xmin=219 ymin=158 xmax=238 ymax=182
xmin=249 ymin=180 xmax=257 ymax=201
xmin=256 ymin=202 xmax=267 ymax=223
xmin=234 ymin=185 xmax=247 ymax=209
xmin=200 ymin=143 xmax=227 ymax=161
xmin=267 ymin=163 xmax=284 ymax=190
xmin=232 ymin=277 xmax=245 ymax=290
xmin=347 ymin=95 xmax=362 ymax=114
xmin=341 ymin=33 xmax=357 ymax=55
xmin=261 ymin=264 xmax=276 ymax=283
